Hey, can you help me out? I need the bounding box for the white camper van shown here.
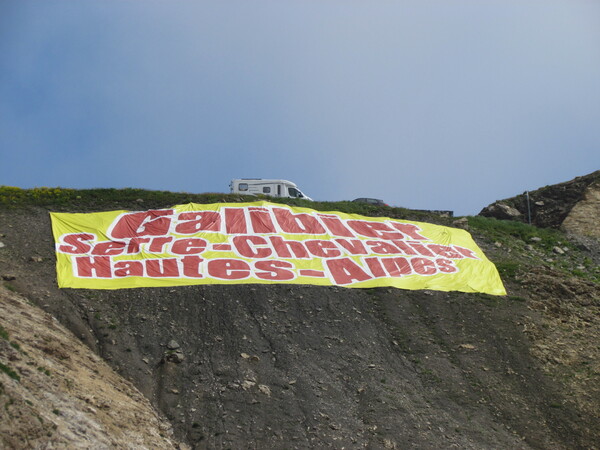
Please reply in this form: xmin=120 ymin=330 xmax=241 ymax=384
xmin=230 ymin=179 xmax=312 ymax=200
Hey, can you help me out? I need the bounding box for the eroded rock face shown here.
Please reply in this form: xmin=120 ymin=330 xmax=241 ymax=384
xmin=562 ymin=181 xmax=600 ymax=239
xmin=0 ymin=287 xmax=179 ymax=449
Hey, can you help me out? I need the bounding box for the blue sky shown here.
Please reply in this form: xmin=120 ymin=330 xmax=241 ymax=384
xmin=1 ymin=1 xmax=599 ymax=216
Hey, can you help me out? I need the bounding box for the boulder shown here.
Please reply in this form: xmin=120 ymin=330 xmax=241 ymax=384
xmin=480 ymin=203 xmax=522 ymax=220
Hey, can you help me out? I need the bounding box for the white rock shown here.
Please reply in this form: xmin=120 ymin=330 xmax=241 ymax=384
xmin=258 ymin=384 xmax=271 ymax=396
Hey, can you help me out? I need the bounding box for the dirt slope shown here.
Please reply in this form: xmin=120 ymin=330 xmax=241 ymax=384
xmin=0 ymin=201 xmax=598 ymax=449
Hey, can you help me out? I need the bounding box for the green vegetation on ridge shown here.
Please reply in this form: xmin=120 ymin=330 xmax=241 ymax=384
xmin=467 ymin=215 xmax=567 ymax=252
xmin=0 ymin=186 xmax=452 ymax=224
xmin=467 ymin=216 xmax=599 ymax=283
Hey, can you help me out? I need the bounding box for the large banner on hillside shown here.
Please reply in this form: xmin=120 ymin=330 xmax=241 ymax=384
xmin=50 ymin=202 xmax=506 ymax=295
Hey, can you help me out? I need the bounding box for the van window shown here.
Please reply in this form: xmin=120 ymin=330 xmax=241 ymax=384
xmin=288 ymin=187 xmax=299 ymax=198
xmin=263 ymin=187 xmax=271 ymax=193
xmin=239 ymin=183 xmax=248 ymax=191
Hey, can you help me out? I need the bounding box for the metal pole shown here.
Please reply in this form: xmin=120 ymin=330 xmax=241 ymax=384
xmin=525 ymin=191 xmax=532 ymax=225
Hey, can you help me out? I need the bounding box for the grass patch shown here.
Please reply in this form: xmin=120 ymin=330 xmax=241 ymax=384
xmin=0 ymin=363 xmax=20 ymax=381
xmin=494 ymin=261 xmax=521 ymax=280
xmin=0 ymin=186 xmax=254 ymax=209
xmin=478 ymin=294 xmax=502 ymax=307
xmin=37 ymin=367 xmax=51 ymax=376
xmin=467 ymin=216 xmax=565 ymax=250
xmin=0 ymin=325 xmax=9 ymax=341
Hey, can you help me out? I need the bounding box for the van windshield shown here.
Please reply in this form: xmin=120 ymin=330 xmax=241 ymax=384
xmin=288 ymin=187 xmax=300 ymax=198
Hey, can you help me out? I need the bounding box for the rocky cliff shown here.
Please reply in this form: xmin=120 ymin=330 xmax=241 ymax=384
xmin=0 ymin=182 xmax=599 ymax=449
xmin=480 ymin=170 xmax=600 ymax=236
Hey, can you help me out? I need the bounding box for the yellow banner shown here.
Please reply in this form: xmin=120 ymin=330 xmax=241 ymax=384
xmin=50 ymin=202 xmax=506 ymax=295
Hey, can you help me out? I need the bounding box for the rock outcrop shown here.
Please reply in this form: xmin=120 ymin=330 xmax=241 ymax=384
xmin=562 ymin=179 xmax=600 ymax=239
xmin=480 ymin=170 xmax=600 ymax=236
